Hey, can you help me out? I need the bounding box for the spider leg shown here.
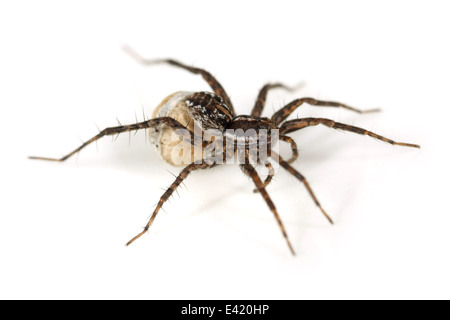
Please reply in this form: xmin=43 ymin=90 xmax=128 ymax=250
xmin=252 ymin=162 xmax=275 ymax=193
xmin=29 ymin=117 xmax=202 ymax=162
xmin=122 ymin=45 xmax=235 ymax=115
xmin=272 ymin=97 xmax=380 ymax=125
xmin=126 ymin=160 xmax=216 ymax=246
xmin=280 ymin=117 xmax=420 ymax=148
xmin=241 ymin=163 xmax=295 ymax=255
xmin=271 ymin=151 xmax=334 ymax=225
xmin=279 ymin=135 xmax=299 ymax=164
xmin=251 ymin=83 xmax=298 ymax=117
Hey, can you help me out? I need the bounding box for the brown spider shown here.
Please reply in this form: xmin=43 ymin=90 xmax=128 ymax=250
xmin=30 ymin=46 xmax=420 ymax=255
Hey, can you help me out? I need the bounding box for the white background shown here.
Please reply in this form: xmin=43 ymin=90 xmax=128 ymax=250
xmin=1 ymin=1 xmax=448 ymax=299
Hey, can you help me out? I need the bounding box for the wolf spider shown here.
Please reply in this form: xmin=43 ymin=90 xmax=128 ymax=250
xmin=30 ymin=46 xmax=420 ymax=255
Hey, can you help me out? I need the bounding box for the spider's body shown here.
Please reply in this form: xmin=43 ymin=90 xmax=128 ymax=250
xmin=152 ymin=90 xmax=277 ymax=166
xmin=30 ymin=47 xmax=420 ymax=255
xmin=185 ymin=91 xmax=233 ymax=130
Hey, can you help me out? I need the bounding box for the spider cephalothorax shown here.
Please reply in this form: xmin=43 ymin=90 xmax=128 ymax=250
xmin=30 ymin=46 xmax=420 ymax=255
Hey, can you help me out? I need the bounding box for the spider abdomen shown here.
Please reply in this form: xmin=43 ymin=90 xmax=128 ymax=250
xmin=185 ymin=91 xmax=233 ymax=131
xmin=150 ymin=91 xmax=197 ymax=166
xmin=150 ymin=91 xmax=233 ymax=166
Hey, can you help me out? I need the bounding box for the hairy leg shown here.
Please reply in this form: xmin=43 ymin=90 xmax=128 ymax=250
xmin=29 ymin=117 xmax=203 ymax=162
xmin=126 ymin=160 xmax=216 ymax=246
xmin=251 ymin=83 xmax=297 ymax=117
xmin=279 ymin=135 xmax=299 ymax=164
xmin=253 ymin=162 xmax=275 ymax=193
xmin=272 ymin=97 xmax=380 ymax=125
xmin=122 ymin=45 xmax=235 ymax=115
xmin=280 ymin=117 xmax=420 ymax=148
xmin=271 ymin=151 xmax=333 ymax=225
xmin=241 ymin=163 xmax=295 ymax=255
